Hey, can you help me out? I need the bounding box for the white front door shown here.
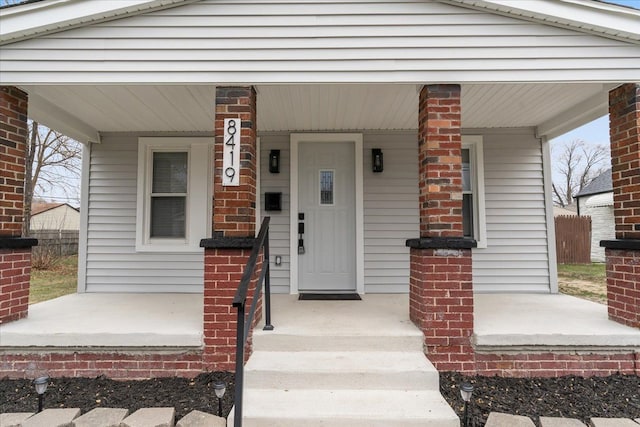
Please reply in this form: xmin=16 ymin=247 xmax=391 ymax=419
xmin=298 ymin=141 xmax=356 ymax=292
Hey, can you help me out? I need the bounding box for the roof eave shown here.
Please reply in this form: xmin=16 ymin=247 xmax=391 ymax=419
xmin=0 ymin=0 xmax=195 ymax=45
xmin=443 ymin=0 xmax=640 ymax=43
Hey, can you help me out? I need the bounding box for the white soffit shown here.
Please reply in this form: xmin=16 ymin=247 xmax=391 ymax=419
xmin=24 ymin=82 xmax=607 ymax=135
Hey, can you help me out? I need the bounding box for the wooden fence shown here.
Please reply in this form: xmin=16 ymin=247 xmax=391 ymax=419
xmin=30 ymin=230 xmax=79 ymax=257
xmin=555 ymin=215 xmax=591 ymax=264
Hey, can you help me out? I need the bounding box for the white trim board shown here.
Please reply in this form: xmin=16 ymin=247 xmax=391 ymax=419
xmin=289 ymin=133 xmax=364 ymax=295
xmin=76 ymin=142 xmax=91 ymax=293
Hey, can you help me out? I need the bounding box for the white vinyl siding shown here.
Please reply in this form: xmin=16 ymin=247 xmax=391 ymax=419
xmin=259 ymin=133 xmax=291 ymax=294
xmin=363 ymin=132 xmax=418 ymax=293
xmin=470 ymin=129 xmax=551 ymax=293
xmin=86 ymin=129 xmax=551 ymax=294
xmin=85 ymin=134 xmax=205 ymax=293
xmin=259 ymin=129 xmax=550 ymax=293
xmin=578 ymin=194 xmax=615 ymax=263
xmin=2 ymin=1 xmax=639 ymax=84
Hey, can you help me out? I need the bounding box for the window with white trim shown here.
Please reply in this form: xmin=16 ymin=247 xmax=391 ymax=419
xmin=462 ymin=136 xmax=487 ymax=248
xmin=137 ymin=137 xmax=212 ymax=252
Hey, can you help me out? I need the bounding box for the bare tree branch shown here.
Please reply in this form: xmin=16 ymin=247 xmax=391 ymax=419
xmin=552 ymin=139 xmax=609 ymax=207
xmin=22 ymin=121 xmax=82 ymax=236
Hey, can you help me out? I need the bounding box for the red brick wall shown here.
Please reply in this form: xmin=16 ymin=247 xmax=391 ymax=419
xmin=609 ymin=83 xmax=640 ymax=240
xmin=203 ymin=248 xmax=262 ymax=371
xmin=412 ymin=84 xmax=474 ymax=372
xmin=418 ymin=84 xmax=463 ymax=238
xmin=0 ymin=248 xmax=31 ymax=323
xmin=1 ymin=347 xmax=635 ymax=379
xmin=0 ymin=86 xmax=28 ymax=238
xmin=214 ymin=86 xmax=257 ymax=238
xmin=0 ymin=351 xmax=204 ymax=380
xmin=604 ymin=248 xmax=640 ymax=328
xmin=475 ymin=352 xmax=639 ymax=377
xmin=410 ymin=247 xmax=475 ymax=372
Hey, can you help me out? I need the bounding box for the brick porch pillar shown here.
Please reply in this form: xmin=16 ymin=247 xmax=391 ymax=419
xmin=406 ymin=84 xmax=476 ymax=372
xmin=0 ymin=86 xmax=37 ymax=324
xmin=200 ymin=86 xmax=262 ymax=371
xmin=601 ymin=83 xmax=640 ymax=329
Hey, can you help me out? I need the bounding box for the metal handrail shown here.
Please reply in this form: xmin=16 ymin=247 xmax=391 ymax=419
xmin=232 ymin=216 xmax=273 ymax=426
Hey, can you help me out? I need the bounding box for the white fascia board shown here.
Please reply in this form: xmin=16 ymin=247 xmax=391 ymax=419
xmin=446 ymin=0 xmax=640 ymax=42
xmin=0 ymin=0 xmax=191 ymax=45
xmin=535 ymin=85 xmax=616 ymax=139
xmin=28 ymin=92 xmax=100 ymax=145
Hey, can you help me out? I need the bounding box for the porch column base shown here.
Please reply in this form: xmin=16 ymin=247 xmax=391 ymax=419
xmin=0 ymin=238 xmax=38 ymax=324
xmin=601 ymin=240 xmax=640 ymax=329
xmin=201 ymin=238 xmax=262 ymax=371
xmin=407 ymin=238 xmax=476 ymax=372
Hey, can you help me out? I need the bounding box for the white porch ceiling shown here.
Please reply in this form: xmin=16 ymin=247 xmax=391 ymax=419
xmin=23 ymin=83 xmax=611 ymax=141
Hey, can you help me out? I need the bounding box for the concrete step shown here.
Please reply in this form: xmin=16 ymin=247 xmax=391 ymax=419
xmin=72 ymin=408 xmax=129 ymax=427
xmin=21 ymin=408 xmax=81 ymax=427
xmin=120 ymin=408 xmax=175 ymax=427
xmin=252 ymin=329 xmax=423 ymax=352
xmin=227 ymin=389 xmax=459 ymax=427
xmin=244 ymin=350 xmax=439 ymax=390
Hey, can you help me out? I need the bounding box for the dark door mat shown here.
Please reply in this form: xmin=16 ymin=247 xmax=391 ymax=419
xmin=298 ymin=293 xmax=361 ymax=301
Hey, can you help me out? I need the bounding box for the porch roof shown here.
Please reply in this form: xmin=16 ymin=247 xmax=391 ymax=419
xmin=2 ymin=1 xmax=638 ymax=142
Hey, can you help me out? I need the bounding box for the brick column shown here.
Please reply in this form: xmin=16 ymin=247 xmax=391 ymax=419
xmin=200 ymin=86 xmax=262 ymax=371
xmin=0 ymin=86 xmax=37 ymax=324
xmin=407 ymin=84 xmax=476 ymax=372
xmin=601 ymin=83 xmax=640 ymax=329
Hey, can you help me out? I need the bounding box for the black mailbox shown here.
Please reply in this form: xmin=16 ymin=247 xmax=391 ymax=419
xmin=264 ymin=192 xmax=282 ymax=211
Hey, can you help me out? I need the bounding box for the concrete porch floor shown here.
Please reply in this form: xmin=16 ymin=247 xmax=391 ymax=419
xmin=0 ymin=293 xmax=203 ymax=348
xmin=1 ymin=292 xmax=639 ymax=350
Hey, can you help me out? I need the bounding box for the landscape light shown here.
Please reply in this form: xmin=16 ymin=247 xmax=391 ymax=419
xmin=214 ymin=380 xmax=226 ymax=417
xmin=33 ymin=376 xmax=49 ymax=413
xmin=460 ymin=382 xmax=474 ymax=427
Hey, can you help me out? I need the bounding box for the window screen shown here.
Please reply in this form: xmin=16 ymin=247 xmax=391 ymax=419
xmin=150 ymin=152 xmax=188 ymax=238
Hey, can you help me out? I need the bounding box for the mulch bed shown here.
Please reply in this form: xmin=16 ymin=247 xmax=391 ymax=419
xmin=0 ymin=372 xmax=234 ymax=420
xmin=2 ymin=372 xmax=639 ymax=425
xmin=440 ymin=372 xmax=640 ymax=426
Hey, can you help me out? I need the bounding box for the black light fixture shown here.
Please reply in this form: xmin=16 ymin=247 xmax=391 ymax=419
xmin=372 ymin=148 xmax=383 ymax=173
xmin=214 ymin=380 xmax=226 ymax=417
xmin=33 ymin=376 xmax=49 ymax=413
xmin=460 ymin=382 xmax=474 ymax=427
xmin=269 ymin=150 xmax=280 ymax=173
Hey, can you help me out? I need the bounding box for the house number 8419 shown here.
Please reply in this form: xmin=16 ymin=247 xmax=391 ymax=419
xmin=222 ymin=118 xmax=240 ymax=186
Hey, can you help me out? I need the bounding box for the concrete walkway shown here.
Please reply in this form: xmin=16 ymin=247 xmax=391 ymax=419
xmin=1 ymin=408 xmax=225 ymax=427
xmin=486 ymin=412 xmax=640 ymax=426
xmin=3 ymin=409 xmax=639 ymax=426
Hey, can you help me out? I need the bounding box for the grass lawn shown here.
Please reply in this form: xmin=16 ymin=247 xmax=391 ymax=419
xmin=557 ymin=263 xmax=607 ymax=304
xmin=30 ymin=255 xmax=78 ymax=304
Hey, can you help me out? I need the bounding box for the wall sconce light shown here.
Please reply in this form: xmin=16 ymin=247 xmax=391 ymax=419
xmin=275 ymin=255 xmax=282 ymax=266
xmin=269 ymin=150 xmax=280 ymax=173
xmin=372 ymin=148 xmax=383 ymax=173
xmin=33 ymin=376 xmax=49 ymax=413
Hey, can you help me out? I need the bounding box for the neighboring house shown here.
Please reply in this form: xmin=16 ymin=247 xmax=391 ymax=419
xmin=575 ymin=169 xmax=615 ymax=262
xmin=30 ymin=202 xmax=80 ymax=231
xmin=1 ymin=0 xmax=639 ymax=381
